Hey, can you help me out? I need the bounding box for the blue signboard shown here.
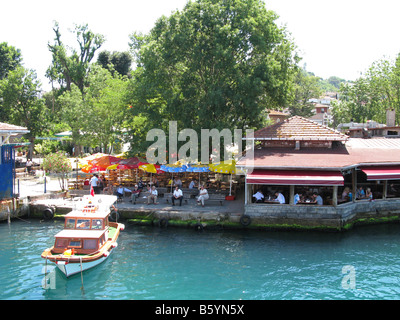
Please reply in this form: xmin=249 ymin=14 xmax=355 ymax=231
xmin=0 ymin=145 xmax=15 ymax=200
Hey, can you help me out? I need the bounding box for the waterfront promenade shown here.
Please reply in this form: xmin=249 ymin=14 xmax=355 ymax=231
xmin=14 ymin=174 xmax=400 ymax=232
xmin=17 ymin=174 xmax=246 ymax=228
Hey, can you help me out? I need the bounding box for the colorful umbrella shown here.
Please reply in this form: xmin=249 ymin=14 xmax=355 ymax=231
xmin=208 ymin=160 xmax=244 ymax=196
xmin=160 ymin=164 xmax=187 ymax=173
xmin=186 ymin=164 xmax=210 ymax=172
xmin=81 ymin=165 xmax=103 ymax=173
xmin=139 ymin=163 xmax=162 ymax=174
xmin=208 ymin=160 xmax=244 ymax=175
xmin=83 ymin=153 xmax=108 ymax=162
xmin=89 ymin=155 xmax=121 ymax=171
xmin=118 ymin=157 xmax=145 ymax=169
xmin=107 ymin=163 xmax=131 ymax=171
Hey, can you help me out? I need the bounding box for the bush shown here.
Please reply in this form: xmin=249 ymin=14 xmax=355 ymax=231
xmin=42 ymin=152 xmax=72 ymax=191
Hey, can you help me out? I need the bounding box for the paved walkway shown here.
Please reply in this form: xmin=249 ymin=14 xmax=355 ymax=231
xmin=17 ymin=175 xmax=245 ymax=216
xmin=16 ymin=175 xmax=63 ymax=198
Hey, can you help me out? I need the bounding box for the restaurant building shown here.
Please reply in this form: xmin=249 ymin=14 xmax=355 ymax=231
xmin=236 ymin=116 xmax=400 ymax=230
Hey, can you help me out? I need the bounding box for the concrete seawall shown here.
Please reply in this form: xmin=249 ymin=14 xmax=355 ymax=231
xmin=244 ymin=199 xmax=400 ymax=230
xmin=25 ymin=193 xmax=400 ymax=232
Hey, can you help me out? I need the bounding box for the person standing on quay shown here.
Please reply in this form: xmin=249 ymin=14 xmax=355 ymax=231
xmin=90 ymin=174 xmax=99 ymax=194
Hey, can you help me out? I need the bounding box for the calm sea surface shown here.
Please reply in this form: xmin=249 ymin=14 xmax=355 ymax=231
xmin=1 ymin=219 xmax=400 ymax=300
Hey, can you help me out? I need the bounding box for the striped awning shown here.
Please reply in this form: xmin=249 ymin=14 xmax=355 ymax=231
xmin=246 ymin=170 xmax=344 ymax=186
xmin=360 ymin=166 xmax=400 ymax=180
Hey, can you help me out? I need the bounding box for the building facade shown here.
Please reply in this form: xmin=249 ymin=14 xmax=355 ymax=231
xmin=236 ymin=116 xmax=400 ymax=230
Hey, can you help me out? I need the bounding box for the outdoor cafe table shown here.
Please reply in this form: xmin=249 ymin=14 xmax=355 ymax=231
xmin=297 ymin=201 xmax=317 ymax=205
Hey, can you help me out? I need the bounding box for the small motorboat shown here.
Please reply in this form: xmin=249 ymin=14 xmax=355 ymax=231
xmin=41 ymin=195 xmax=124 ymax=277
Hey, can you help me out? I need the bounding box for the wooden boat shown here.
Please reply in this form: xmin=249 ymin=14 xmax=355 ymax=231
xmin=41 ymin=195 xmax=124 ymax=277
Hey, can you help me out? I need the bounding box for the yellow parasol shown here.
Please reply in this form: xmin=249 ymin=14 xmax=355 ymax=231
xmin=208 ymin=160 xmax=244 ymax=196
xmin=208 ymin=160 xmax=244 ymax=175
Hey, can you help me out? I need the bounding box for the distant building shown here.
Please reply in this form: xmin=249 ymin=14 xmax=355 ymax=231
xmin=266 ymin=110 xmax=290 ymax=124
xmin=337 ymin=109 xmax=400 ymax=138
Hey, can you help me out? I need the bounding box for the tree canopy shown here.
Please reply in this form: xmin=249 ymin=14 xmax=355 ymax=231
xmin=332 ymin=54 xmax=400 ymax=126
xmin=0 ymin=42 xmax=22 ymax=80
xmin=47 ymin=22 xmax=105 ymax=93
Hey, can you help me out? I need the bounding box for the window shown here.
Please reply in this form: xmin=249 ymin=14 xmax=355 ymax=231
xmin=65 ymin=218 xmax=76 ymax=229
xmin=84 ymin=239 xmax=98 ymax=250
xmin=69 ymin=240 xmax=81 ymax=248
xmin=55 ymin=238 xmax=68 ymax=248
xmin=76 ymin=219 xmax=90 ymax=229
xmin=91 ymin=219 xmax=103 ymax=229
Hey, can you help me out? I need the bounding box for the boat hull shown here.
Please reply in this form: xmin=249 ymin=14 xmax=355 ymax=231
xmin=41 ymin=222 xmax=124 ymax=277
xmin=55 ymin=247 xmax=114 ymax=277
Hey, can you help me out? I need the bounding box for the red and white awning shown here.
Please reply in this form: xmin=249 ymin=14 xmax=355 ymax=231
xmin=246 ymin=170 xmax=344 ymax=186
xmin=360 ymin=166 xmax=400 ymax=180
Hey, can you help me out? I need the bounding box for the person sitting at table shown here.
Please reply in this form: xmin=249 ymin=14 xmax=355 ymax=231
xmin=153 ymin=177 xmax=159 ymax=187
xmin=129 ymin=185 xmax=141 ymax=204
xmin=252 ymin=190 xmax=264 ymax=203
xmin=356 ymin=187 xmax=365 ymax=199
xmin=115 ymin=184 xmax=132 ymax=201
xmin=274 ymin=191 xmax=285 ymax=204
xmin=172 ymin=186 xmax=183 ymax=206
xmin=103 ymin=181 xmax=114 ymax=195
xmin=313 ymin=192 xmax=323 ymax=205
xmin=137 ymin=177 xmax=144 ymax=190
xmin=366 ymin=188 xmax=373 ymax=200
xmin=197 ymin=185 xmax=209 ymax=207
xmin=174 ymin=178 xmax=182 ymax=188
xmin=294 ymin=192 xmax=302 ymax=205
xmin=147 ymin=185 xmax=158 ymax=205
xmin=189 ymin=179 xmax=197 ymax=189
xmin=341 ymin=187 xmax=350 ymax=201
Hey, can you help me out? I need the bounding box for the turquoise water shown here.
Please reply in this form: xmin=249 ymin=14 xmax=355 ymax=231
xmin=1 ymin=219 xmax=400 ymax=300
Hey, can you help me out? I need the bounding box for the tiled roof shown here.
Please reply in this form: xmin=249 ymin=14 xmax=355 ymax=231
xmin=253 ymin=116 xmax=348 ymax=141
xmin=237 ymin=138 xmax=400 ymax=170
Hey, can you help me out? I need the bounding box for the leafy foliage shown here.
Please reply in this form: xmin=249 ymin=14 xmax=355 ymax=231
xmin=127 ymin=0 xmax=299 ymax=155
xmin=97 ymin=51 xmax=132 ymax=77
xmin=47 ymin=22 xmax=105 ymax=93
xmin=332 ymin=54 xmax=400 ymax=126
xmin=0 ymin=42 xmax=22 ymax=80
xmin=42 ymin=151 xmax=72 ymax=191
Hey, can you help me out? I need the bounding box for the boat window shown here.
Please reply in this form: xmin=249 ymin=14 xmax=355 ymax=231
xmin=69 ymin=240 xmax=81 ymax=248
xmin=55 ymin=238 xmax=68 ymax=248
xmin=84 ymin=239 xmax=97 ymax=250
xmin=65 ymin=218 xmax=76 ymax=229
xmin=76 ymin=219 xmax=90 ymax=229
xmin=91 ymin=219 xmax=103 ymax=230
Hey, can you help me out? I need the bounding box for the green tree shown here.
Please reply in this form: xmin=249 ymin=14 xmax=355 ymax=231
xmin=97 ymin=51 xmax=132 ymax=77
xmin=288 ymin=69 xmax=323 ymax=117
xmin=332 ymin=53 xmax=400 ymax=127
xmin=0 ymin=66 xmax=46 ymax=157
xmin=47 ymin=22 xmax=105 ymax=93
xmin=331 ymin=78 xmax=372 ymax=125
xmin=42 ymin=151 xmax=72 ymax=191
xmin=58 ymin=65 xmax=128 ymax=155
xmin=0 ymin=42 xmax=22 ymax=80
xmin=127 ymin=0 xmax=299 ymax=155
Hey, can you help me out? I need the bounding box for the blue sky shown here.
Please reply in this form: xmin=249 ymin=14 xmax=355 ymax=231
xmin=2 ymin=0 xmax=400 ymax=91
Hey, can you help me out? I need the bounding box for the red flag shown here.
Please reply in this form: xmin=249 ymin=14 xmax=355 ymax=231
xmin=90 ymin=185 xmax=95 ymax=197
